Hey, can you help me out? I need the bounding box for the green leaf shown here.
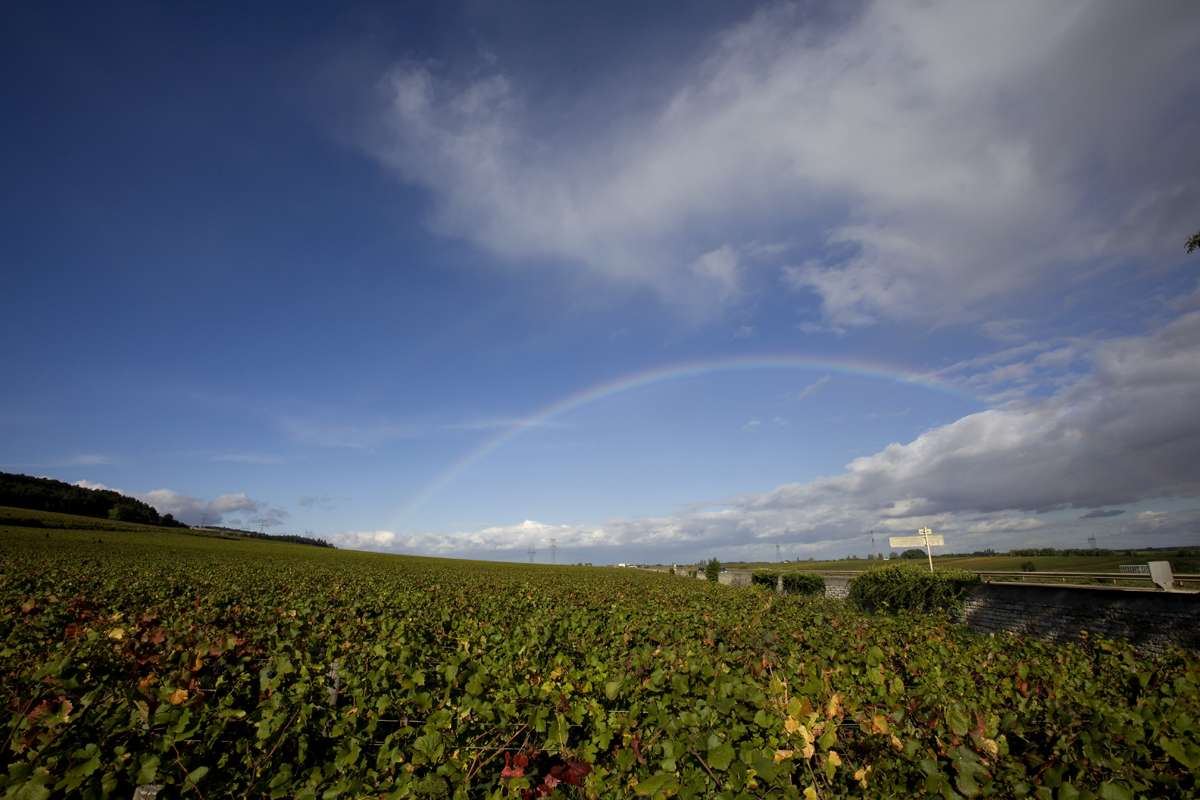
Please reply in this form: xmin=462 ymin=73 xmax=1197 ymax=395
xmin=1160 ymin=735 xmax=1200 ymax=770
xmin=8 ymin=767 xmax=53 ymax=800
xmin=707 ymin=741 xmax=735 ymax=772
xmin=136 ymin=755 xmax=160 ymax=786
xmin=635 ymin=772 xmax=680 ymax=797
xmin=947 ymin=705 xmax=971 ymax=737
xmin=605 ymin=680 xmax=622 ymax=700
xmin=1096 ymin=783 xmax=1133 ymax=800
xmin=947 ymin=745 xmax=989 ymax=798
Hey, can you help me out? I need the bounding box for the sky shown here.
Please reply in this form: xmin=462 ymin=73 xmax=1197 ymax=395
xmin=3 ymin=0 xmax=1199 ymax=564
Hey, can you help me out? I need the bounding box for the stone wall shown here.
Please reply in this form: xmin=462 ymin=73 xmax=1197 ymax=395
xmin=717 ymin=570 xmax=752 ymax=588
xmin=824 ymin=577 xmax=850 ymax=600
xmin=957 ymin=583 xmax=1200 ymax=656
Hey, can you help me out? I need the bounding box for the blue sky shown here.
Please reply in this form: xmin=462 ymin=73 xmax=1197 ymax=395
xmin=3 ymin=1 xmax=1199 ymax=563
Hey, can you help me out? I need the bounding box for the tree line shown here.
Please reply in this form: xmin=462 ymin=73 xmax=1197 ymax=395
xmin=0 ymin=472 xmax=186 ymax=528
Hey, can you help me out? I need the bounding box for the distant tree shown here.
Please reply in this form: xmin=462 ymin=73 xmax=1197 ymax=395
xmin=706 ymin=557 xmax=721 ymax=582
xmin=889 ymin=551 xmax=898 ymax=560
xmin=1188 ymin=230 xmax=1200 ymax=253
xmin=901 ymin=548 xmax=925 ymax=560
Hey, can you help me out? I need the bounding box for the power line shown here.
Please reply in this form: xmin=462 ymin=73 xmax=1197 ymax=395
xmin=549 ymin=539 xmax=557 ymax=565
xmin=527 ymin=547 xmax=536 ymax=564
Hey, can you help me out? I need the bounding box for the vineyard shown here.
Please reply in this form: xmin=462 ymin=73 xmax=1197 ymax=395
xmin=3 ymin=522 xmax=1199 ymax=799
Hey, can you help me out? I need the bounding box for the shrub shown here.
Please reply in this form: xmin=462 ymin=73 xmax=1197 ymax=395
xmin=781 ymin=571 xmax=825 ymax=596
xmin=848 ymin=563 xmax=981 ymax=614
xmin=900 ymin=548 xmax=926 ymax=560
xmin=1020 ymin=561 xmax=1036 ymax=572
xmin=706 ymin=558 xmax=721 ymax=583
xmin=751 ymin=569 xmax=780 ymax=588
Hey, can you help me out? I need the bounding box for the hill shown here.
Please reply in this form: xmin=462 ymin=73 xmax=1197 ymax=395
xmin=0 ymin=506 xmax=334 ymax=548
xmin=0 ymin=471 xmax=186 ymax=527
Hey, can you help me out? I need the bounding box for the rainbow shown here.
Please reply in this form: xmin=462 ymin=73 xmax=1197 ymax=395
xmin=392 ymin=355 xmax=983 ymax=525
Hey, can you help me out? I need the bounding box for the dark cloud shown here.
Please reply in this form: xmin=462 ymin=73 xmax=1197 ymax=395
xmin=1080 ymin=509 xmax=1125 ymax=519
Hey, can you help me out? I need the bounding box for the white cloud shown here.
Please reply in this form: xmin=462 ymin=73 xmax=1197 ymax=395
xmin=134 ymin=489 xmax=263 ymax=526
xmin=1119 ymin=509 xmax=1200 ymax=540
xmin=798 ymin=376 xmax=830 ymax=398
xmin=209 ymin=493 xmax=260 ymax=514
xmin=355 ymin=309 xmax=1200 ymax=560
xmin=334 ymin=530 xmax=398 ymax=550
xmin=249 ymin=507 xmax=291 ymax=529
xmin=73 ymin=480 xmax=112 ymax=491
xmin=965 ymin=516 xmax=1045 ymax=535
xmin=369 ymin=1 xmax=1200 ymax=323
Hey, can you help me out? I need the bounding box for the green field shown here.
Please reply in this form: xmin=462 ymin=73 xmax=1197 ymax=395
xmin=3 ymin=511 xmax=1199 ymax=799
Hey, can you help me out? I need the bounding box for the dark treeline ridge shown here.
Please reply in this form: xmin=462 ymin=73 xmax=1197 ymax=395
xmin=200 ymin=525 xmax=334 ymax=549
xmin=1003 ymin=547 xmax=1118 ymax=557
xmin=0 ymin=472 xmax=185 ymax=527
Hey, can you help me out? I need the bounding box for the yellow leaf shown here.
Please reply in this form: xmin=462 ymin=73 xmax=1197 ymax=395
xmin=774 ymin=750 xmax=793 ymax=762
xmin=168 ymin=688 xmax=189 ymax=705
xmin=107 ymin=627 xmax=125 ymax=640
xmin=803 ymin=787 xmax=817 ymax=800
xmin=871 ymin=714 xmax=889 ymax=735
xmin=889 ymin=735 xmax=903 ymax=752
xmin=854 ymin=768 xmax=867 ymax=782
xmin=784 ymin=717 xmax=800 ymax=734
xmin=826 ymin=694 xmax=842 ymax=719
xmin=801 ymin=743 xmax=815 ymax=759
xmin=828 ymin=751 xmax=842 ymax=767
xmin=980 ymin=737 xmax=999 ymax=756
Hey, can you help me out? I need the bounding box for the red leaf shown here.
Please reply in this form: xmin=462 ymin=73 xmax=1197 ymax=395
xmin=548 ymin=760 xmax=592 ymax=787
xmin=502 ymin=753 xmax=525 ymax=779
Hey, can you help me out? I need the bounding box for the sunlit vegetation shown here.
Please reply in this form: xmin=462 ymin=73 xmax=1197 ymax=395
xmin=3 ymin=515 xmax=1198 ymax=798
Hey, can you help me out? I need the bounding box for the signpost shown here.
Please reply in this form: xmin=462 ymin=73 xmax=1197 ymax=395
xmin=889 ymin=527 xmax=944 ymax=572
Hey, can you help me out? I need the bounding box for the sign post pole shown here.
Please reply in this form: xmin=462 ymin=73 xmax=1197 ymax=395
xmin=888 ymin=529 xmax=945 ymax=573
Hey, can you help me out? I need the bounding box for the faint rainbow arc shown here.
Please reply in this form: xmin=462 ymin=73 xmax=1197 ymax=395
xmin=392 ymin=355 xmax=983 ymax=526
